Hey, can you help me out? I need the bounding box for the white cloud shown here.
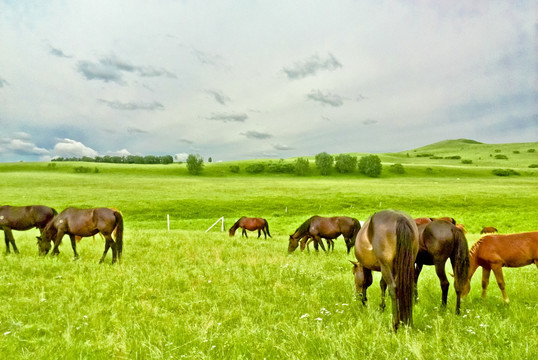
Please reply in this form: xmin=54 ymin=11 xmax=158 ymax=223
xmin=52 ymin=139 xmax=98 ymax=158
xmin=174 ymin=153 xmax=189 ymax=162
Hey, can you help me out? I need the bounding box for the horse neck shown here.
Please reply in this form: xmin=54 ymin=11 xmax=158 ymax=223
xmin=467 ymin=240 xmax=482 ymax=277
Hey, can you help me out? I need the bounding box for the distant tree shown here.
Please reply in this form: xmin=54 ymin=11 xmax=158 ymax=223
xmin=208 ymin=157 xmax=213 ymax=163
xmin=334 ymin=154 xmax=357 ymax=173
xmin=315 ymin=152 xmax=333 ymax=175
xmin=358 ymin=155 xmax=382 ymax=177
xmin=389 ymin=163 xmax=405 ymax=174
xmin=294 ymin=157 xmax=310 ymax=176
xmin=186 ymin=154 xmax=204 ymax=175
xmin=160 ymin=155 xmax=174 ymax=164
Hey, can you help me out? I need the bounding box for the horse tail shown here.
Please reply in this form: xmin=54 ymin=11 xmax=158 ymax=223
xmin=394 ymin=216 xmax=417 ymax=328
xmin=264 ymin=219 xmax=271 ymax=238
xmin=452 ymin=227 xmax=470 ymax=294
xmin=114 ymin=210 xmax=124 ymax=259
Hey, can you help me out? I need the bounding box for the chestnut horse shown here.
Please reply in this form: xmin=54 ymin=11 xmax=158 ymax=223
xmin=414 ymin=219 xmax=469 ymax=314
xmin=462 ymin=231 xmax=538 ymax=303
xmin=0 ymin=205 xmax=57 ymax=254
xmin=37 ymin=207 xmax=123 ymax=264
xmin=229 ymin=217 xmax=271 ymax=239
xmin=351 ymin=210 xmax=418 ymax=331
xmin=288 ymin=216 xmax=360 ymax=253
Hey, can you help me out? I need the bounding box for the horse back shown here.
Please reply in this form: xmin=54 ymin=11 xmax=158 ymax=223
xmin=0 ymin=205 xmax=54 ymax=230
xmin=477 ymin=232 xmax=538 ymax=267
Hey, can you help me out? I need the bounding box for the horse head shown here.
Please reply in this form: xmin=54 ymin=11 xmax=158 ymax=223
xmin=36 ymin=222 xmax=56 ymax=255
xmin=288 ymin=234 xmax=300 ymax=253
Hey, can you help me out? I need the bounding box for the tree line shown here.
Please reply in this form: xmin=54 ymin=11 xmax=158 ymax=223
xmin=52 ymin=155 xmax=174 ymax=164
xmin=186 ymin=152 xmax=395 ymax=177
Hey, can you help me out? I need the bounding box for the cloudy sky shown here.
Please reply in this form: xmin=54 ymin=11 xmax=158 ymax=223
xmin=0 ymin=0 xmax=536 ymax=162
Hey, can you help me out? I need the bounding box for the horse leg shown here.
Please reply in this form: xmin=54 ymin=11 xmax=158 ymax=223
xmin=257 ymin=229 xmax=261 ymax=239
xmin=414 ymin=263 xmax=423 ymax=303
xmin=4 ymin=228 xmax=19 ymax=254
xmin=481 ymin=267 xmax=491 ymax=299
xmin=69 ymin=234 xmax=79 ymax=259
xmin=99 ymin=241 xmax=110 ymax=264
xmin=491 ymin=264 xmax=509 ymax=303
xmin=52 ymin=231 xmax=65 ymax=256
xmin=379 ymin=278 xmax=387 ymax=311
xmin=353 ymin=263 xmax=372 ymax=306
xmin=435 ymin=260 xmax=450 ymax=309
xmin=379 ymin=263 xmax=399 ymax=331
xmin=242 ymin=229 xmax=248 ymax=238
xmin=315 ymin=236 xmax=326 ymax=252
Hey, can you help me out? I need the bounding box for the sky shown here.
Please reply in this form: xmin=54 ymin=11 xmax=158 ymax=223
xmin=0 ymin=0 xmax=536 ymax=162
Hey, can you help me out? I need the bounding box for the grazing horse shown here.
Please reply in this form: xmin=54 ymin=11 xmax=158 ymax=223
xmin=414 ymin=219 xmax=469 ymax=314
xmin=462 ymin=231 xmax=538 ymax=303
xmin=229 ymin=217 xmax=271 ymax=239
xmin=351 ymin=210 xmax=418 ymax=331
xmin=0 ymin=205 xmax=57 ymax=254
xmin=288 ymin=216 xmax=360 ymax=254
xmin=37 ymin=207 xmax=123 ymax=264
xmin=480 ymin=227 xmax=498 ymax=234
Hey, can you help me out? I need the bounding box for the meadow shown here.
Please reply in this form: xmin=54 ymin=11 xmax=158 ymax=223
xmin=1 ymin=140 xmax=537 ymax=359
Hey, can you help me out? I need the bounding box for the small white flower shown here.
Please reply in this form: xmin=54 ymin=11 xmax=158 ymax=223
xmin=315 ymin=317 xmax=322 ymax=321
xmin=300 ymin=314 xmax=309 ymax=319
xmin=4 ymin=331 xmax=11 ymax=336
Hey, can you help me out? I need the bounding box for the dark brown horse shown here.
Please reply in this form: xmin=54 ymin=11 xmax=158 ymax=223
xmin=0 ymin=205 xmax=57 ymax=253
xmin=351 ymin=210 xmax=418 ymax=331
xmin=480 ymin=226 xmax=498 ymax=234
xmin=288 ymin=216 xmax=360 ymax=253
xmin=462 ymin=231 xmax=538 ymax=303
xmin=37 ymin=207 xmax=123 ymax=264
xmin=229 ymin=217 xmax=271 ymax=239
xmin=414 ymin=219 xmax=469 ymax=314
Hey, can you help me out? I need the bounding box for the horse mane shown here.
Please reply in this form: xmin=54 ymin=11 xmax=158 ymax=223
xmin=293 ymin=217 xmax=313 ymax=237
xmin=228 ymin=217 xmax=244 ymax=236
xmin=468 ymin=238 xmax=483 ymax=262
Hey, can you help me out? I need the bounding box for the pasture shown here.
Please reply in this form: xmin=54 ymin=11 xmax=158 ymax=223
xmin=1 ymin=150 xmax=537 ymax=359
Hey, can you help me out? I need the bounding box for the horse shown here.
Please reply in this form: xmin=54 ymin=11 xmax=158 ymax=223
xmin=351 ymin=210 xmax=418 ymax=331
xmin=288 ymin=216 xmax=361 ymax=254
xmin=74 ymin=207 xmax=122 ymax=242
xmin=37 ymin=207 xmax=124 ymax=264
xmin=299 ymin=234 xmax=333 ymax=252
xmin=414 ymin=219 xmax=469 ymax=314
xmin=414 ymin=217 xmax=456 ymax=226
xmin=0 ymin=205 xmax=57 ymax=254
xmin=462 ymin=231 xmax=538 ymax=303
xmin=480 ymin=227 xmax=498 ymax=234
xmin=228 ymin=217 xmax=271 ymax=239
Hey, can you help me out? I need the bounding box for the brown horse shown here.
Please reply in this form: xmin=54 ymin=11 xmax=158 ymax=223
xmin=288 ymin=216 xmax=360 ymax=253
xmin=414 ymin=219 xmax=469 ymax=314
xmin=0 ymin=205 xmax=57 ymax=254
xmin=229 ymin=217 xmax=271 ymax=239
xmin=37 ymin=207 xmax=123 ymax=264
xmin=480 ymin=227 xmax=498 ymax=234
xmin=462 ymin=231 xmax=538 ymax=303
xmin=351 ymin=210 xmax=418 ymax=331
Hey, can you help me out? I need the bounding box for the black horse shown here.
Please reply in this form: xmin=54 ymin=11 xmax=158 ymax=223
xmin=0 ymin=205 xmax=57 ymax=254
xmin=414 ymin=219 xmax=469 ymax=314
xmin=37 ymin=207 xmax=123 ymax=264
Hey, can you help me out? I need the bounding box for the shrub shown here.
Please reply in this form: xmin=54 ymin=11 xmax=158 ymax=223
xmin=245 ymin=163 xmax=265 ymax=174
xmin=389 ymin=163 xmax=405 ymax=174
xmin=358 ymin=155 xmax=382 ymax=177
xmin=492 ymin=169 xmax=520 ymax=176
xmin=73 ymin=166 xmax=93 ymax=173
xmin=334 ymin=154 xmax=357 ymax=174
xmin=494 ymin=149 xmax=501 ymax=153
xmin=527 ymin=149 xmax=535 ymax=153
xmin=229 ymin=165 xmax=240 ymax=173
xmin=512 ymin=150 xmax=520 ymax=154
xmin=315 ymin=152 xmax=334 ymax=175
xmin=266 ymin=160 xmax=294 ymax=174
xmin=186 ymin=154 xmax=204 ymax=175
xmin=294 ymin=157 xmax=310 ymax=176
xmin=461 ymin=159 xmax=473 ymax=164
xmin=495 ymin=154 xmax=508 ymax=160
xmin=444 ymin=155 xmax=461 ymax=160
xmin=528 ymin=164 xmax=538 ymax=168
xmin=416 ymin=153 xmax=433 ymax=157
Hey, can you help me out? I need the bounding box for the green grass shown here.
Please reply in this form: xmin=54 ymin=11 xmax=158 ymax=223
xmin=1 ymin=140 xmax=537 ymax=359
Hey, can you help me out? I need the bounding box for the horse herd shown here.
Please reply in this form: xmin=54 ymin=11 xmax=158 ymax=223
xmin=231 ymin=211 xmax=538 ymax=331
xmin=2 ymin=205 xmax=537 ymax=331
xmin=0 ymin=205 xmax=123 ymax=264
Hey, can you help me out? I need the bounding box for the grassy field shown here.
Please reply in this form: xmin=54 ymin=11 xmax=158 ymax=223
xmin=1 ymin=140 xmax=537 ymax=359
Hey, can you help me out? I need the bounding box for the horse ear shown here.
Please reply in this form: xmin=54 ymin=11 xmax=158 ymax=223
xmin=36 ymin=236 xmax=41 ymax=241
